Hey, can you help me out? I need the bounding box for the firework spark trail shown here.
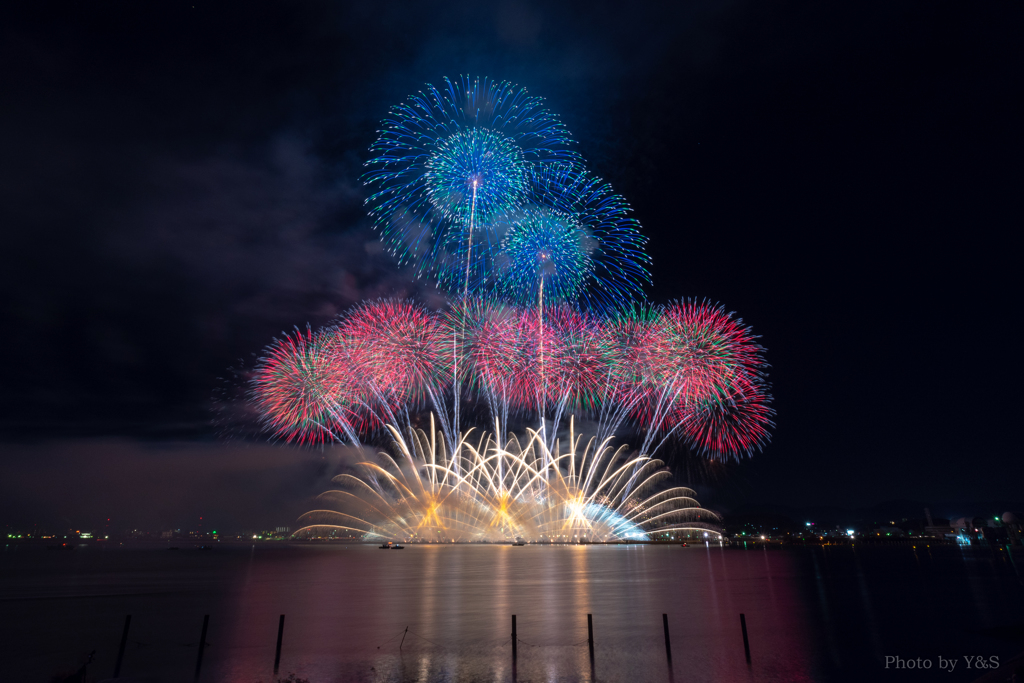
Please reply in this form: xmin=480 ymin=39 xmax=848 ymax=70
xmin=338 ymin=299 xmax=445 ymax=405
xmin=294 ymin=419 xmax=722 ymax=543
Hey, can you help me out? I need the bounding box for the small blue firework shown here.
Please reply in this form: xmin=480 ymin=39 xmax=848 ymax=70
xmin=496 ymin=208 xmax=594 ymax=307
xmin=363 ymin=75 xmax=580 ymax=291
xmin=493 ymin=165 xmax=651 ymax=313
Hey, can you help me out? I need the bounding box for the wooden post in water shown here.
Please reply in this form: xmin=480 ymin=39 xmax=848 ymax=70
xmin=274 ymin=614 xmax=285 ymax=674
xmin=587 ymin=613 xmax=595 ymax=670
xmin=194 ymin=614 xmax=209 ymax=680
xmin=740 ymin=613 xmax=751 ymax=663
xmin=663 ymin=613 xmax=674 ymax=682
xmin=113 ymin=614 xmax=131 ymax=678
xmin=511 ymin=614 xmax=518 ymax=681
xmin=512 ymin=615 xmax=517 ymax=661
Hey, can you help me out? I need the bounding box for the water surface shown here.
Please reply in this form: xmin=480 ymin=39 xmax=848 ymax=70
xmin=3 ymin=543 xmax=1022 ymax=682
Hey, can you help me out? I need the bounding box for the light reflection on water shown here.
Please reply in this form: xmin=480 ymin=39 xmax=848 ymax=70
xmin=3 ymin=543 xmax=1023 ymax=682
xmin=181 ymin=544 xmax=815 ymax=682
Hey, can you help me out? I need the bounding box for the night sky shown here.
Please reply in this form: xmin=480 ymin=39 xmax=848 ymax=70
xmin=1 ymin=2 xmax=1020 ymax=529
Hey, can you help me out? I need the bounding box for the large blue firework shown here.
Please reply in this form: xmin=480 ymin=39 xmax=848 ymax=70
xmin=492 ymin=165 xmax=651 ymax=313
xmin=363 ymin=75 xmax=581 ymax=292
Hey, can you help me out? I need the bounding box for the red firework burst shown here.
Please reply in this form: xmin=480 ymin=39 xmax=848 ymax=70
xmin=250 ymin=326 xmax=367 ymax=444
xmin=604 ymin=305 xmax=671 ymax=422
xmin=338 ymin=299 xmax=446 ymax=408
xmin=673 ymin=370 xmax=773 ymax=459
xmin=448 ymin=298 xmax=523 ymax=402
xmin=654 ymin=299 xmax=773 ymax=458
xmin=542 ymin=306 xmax=609 ymax=411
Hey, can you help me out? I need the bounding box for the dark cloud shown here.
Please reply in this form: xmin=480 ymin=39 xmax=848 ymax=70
xmin=111 ymin=135 xmax=439 ymax=320
xmin=0 ymin=131 xmax=441 ymax=437
xmin=0 ymin=438 xmax=365 ymax=531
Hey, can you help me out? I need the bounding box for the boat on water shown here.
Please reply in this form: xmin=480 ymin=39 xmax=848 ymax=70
xmin=379 ymin=541 xmax=405 ymax=549
xmin=512 ymin=541 xmax=526 ymax=546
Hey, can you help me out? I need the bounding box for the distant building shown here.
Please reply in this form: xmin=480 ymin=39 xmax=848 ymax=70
xmin=949 ymin=512 xmax=1022 ymax=545
xmin=1003 ymin=512 xmax=1021 ymax=546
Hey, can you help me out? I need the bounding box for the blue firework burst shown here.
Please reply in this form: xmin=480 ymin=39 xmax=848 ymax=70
xmin=492 ymin=165 xmax=651 ymax=313
xmin=496 ymin=208 xmax=594 ymax=307
xmin=423 ymin=128 xmax=527 ymax=227
xmin=363 ymin=75 xmax=581 ymax=291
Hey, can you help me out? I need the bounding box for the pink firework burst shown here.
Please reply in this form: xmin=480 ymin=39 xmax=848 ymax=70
xmin=250 ymin=326 xmax=368 ymax=444
xmin=656 ymin=299 xmax=773 ymax=459
xmin=604 ymin=305 xmax=671 ymax=423
xmin=542 ymin=306 xmax=610 ymax=412
xmin=338 ymin=299 xmax=446 ymax=409
xmin=448 ymin=298 xmax=523 ymax=402
xmin=674 ymin=369 xmax=774 ymax=459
